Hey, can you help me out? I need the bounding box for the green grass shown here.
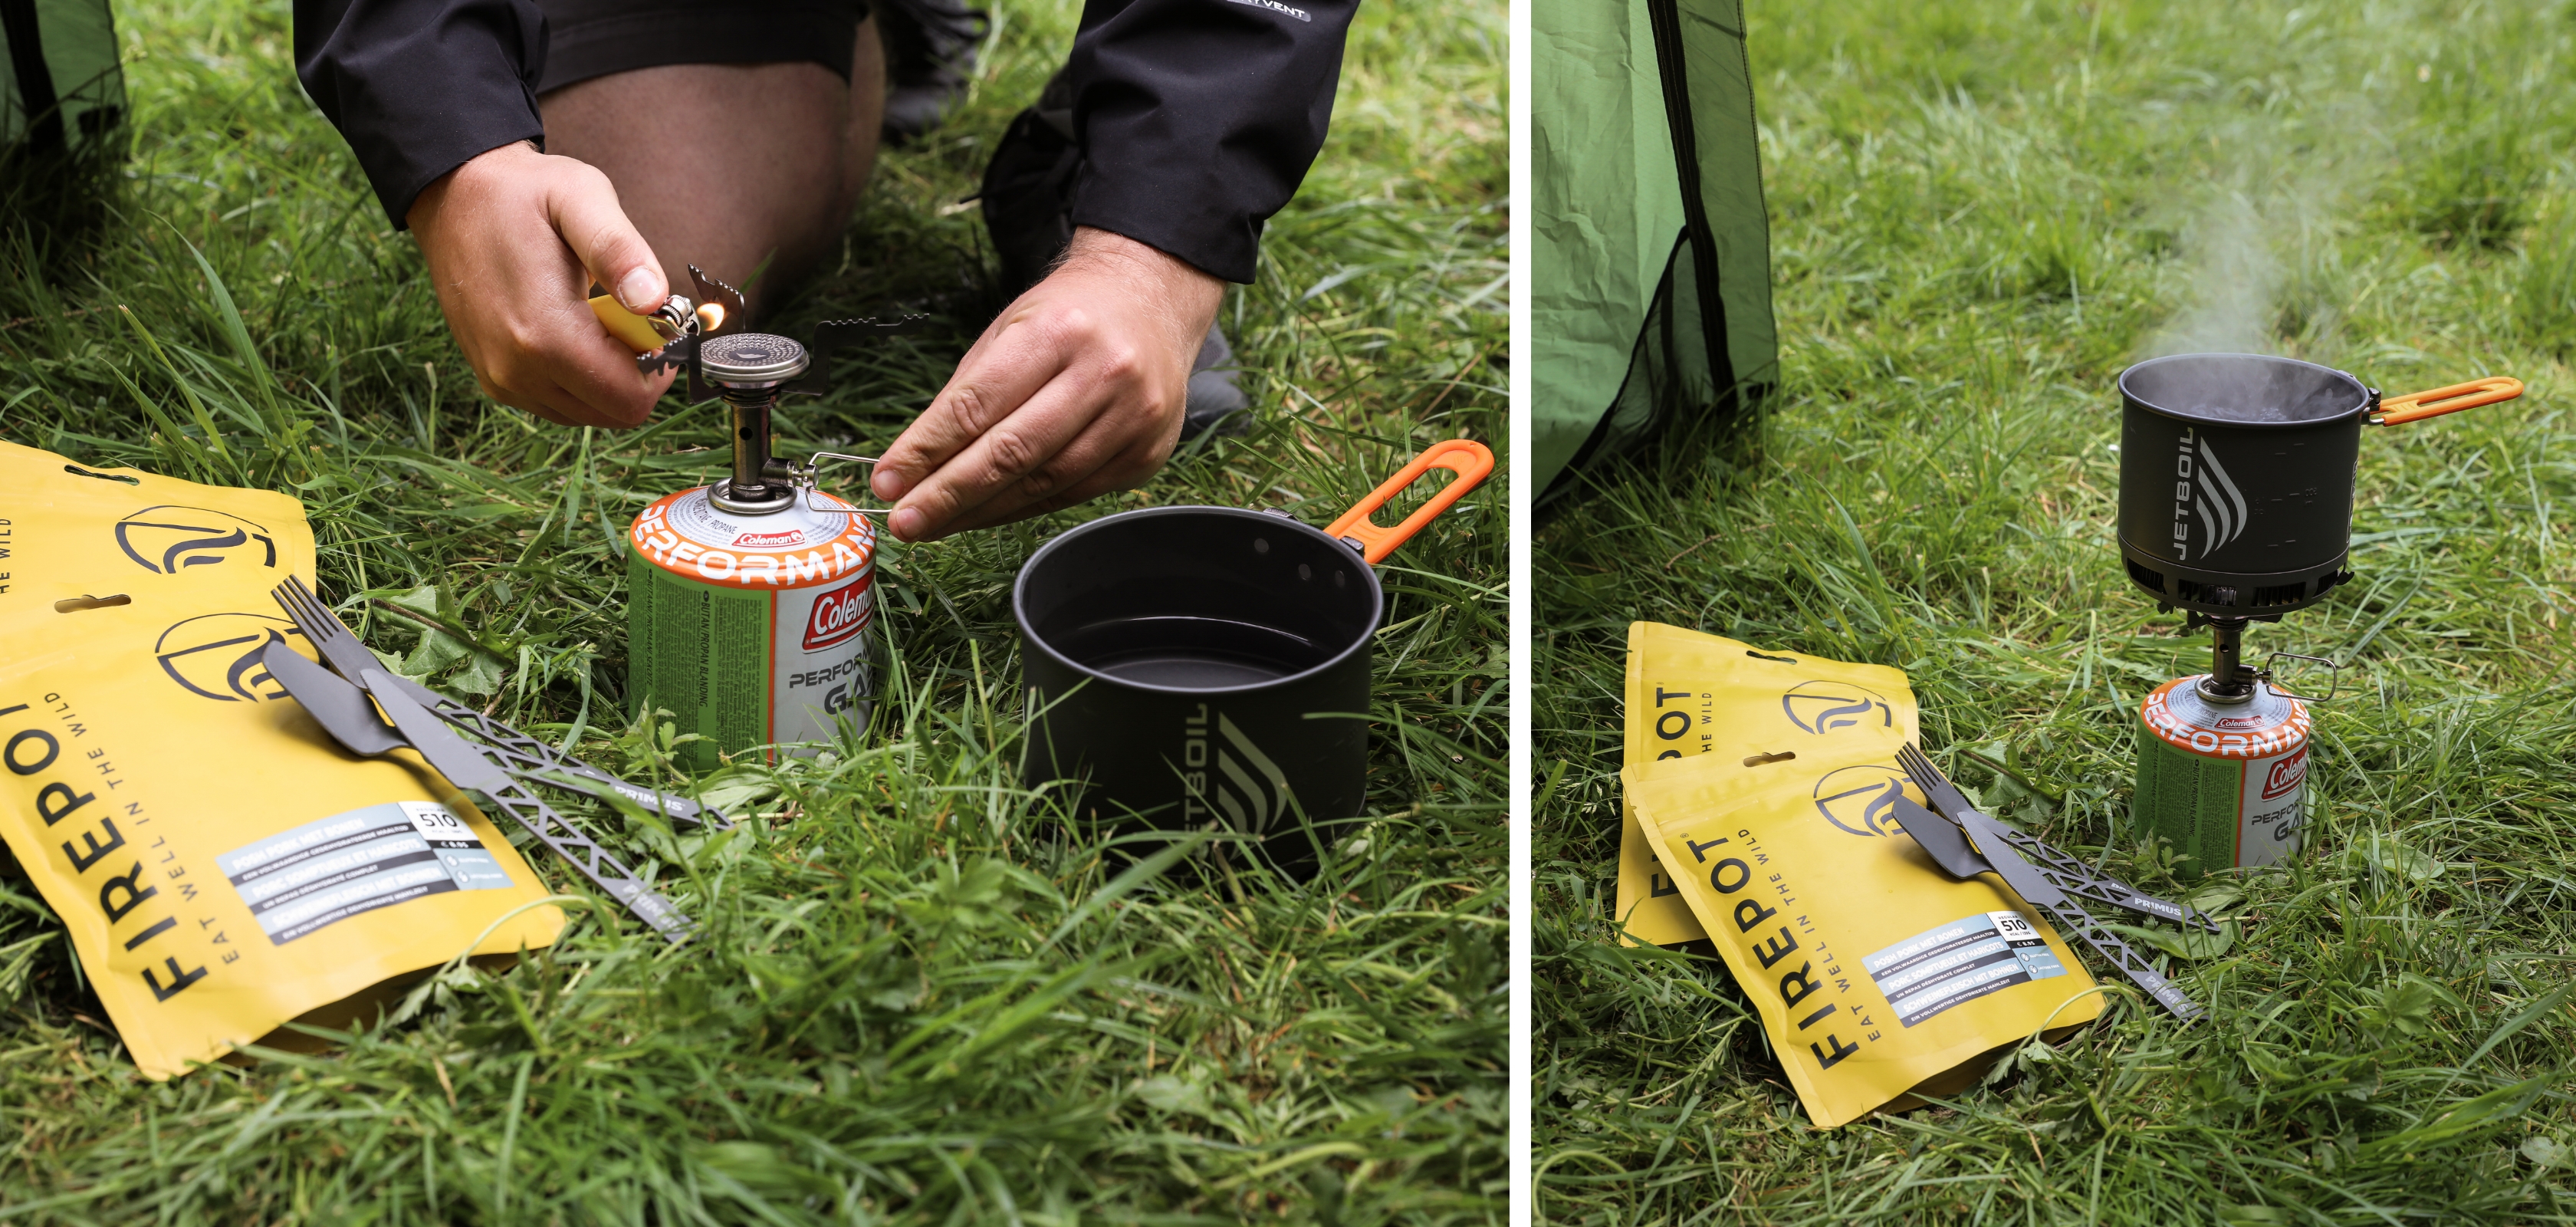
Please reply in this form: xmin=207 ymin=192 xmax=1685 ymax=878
xmin=0 ymin=0 xmax=1504 ymax=1220
xmin=1536 ymin=1 xmax=2576 ymax=1222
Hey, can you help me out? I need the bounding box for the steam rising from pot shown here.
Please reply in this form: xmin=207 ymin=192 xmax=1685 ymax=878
xmin=2152 ymin=191 xmax=2283 ymax=358
xmin=2141 ymin=57 xmax=2387 ymax=364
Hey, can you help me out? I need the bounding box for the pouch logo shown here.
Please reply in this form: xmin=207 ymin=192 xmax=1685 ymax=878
xmin=154 ymin=614 xmax=304 ymax=702
xmin=116 ymin=506 xmax=278 ymax=574
xmin=1181 ymin=707 xmax=1297 ymax=834
xmin=1812 ymin=764 xmax=1908 ymax=837
xmin=2171 ymin=429 xmax=2249 ymax=561
xmin=2261 ymin=744 xmax=2308 ymax=800
xmin=1781 ymin=681 xmax=1894 ymax=735
xmin=802 ymin=574 xmax=872 ymax=651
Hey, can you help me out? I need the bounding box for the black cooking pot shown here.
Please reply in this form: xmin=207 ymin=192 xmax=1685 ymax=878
xmin=1014 ymin=440 xmax=1493 ymax=877
xmin=2115 ymin=354 xmax=2520 ymax=619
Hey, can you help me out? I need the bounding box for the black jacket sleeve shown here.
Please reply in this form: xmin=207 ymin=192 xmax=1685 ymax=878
xmin=1064 ymin=0 xmax=1358 ymax=284
xmin=294 ymin=0 xmax=549 ymax=229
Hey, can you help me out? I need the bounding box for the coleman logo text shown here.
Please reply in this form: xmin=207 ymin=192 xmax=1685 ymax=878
xmin=802 ymin=574 xmax=872 ymax=652
xmin=2262 ymin=745 xmax=2309 ymax=801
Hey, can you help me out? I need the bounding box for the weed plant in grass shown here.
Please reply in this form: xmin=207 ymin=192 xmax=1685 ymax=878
xmin=1537 ymin=2 xmax=2576 ymax=1223
xmin=0 ymin=0 xmax=1503 ymax=1220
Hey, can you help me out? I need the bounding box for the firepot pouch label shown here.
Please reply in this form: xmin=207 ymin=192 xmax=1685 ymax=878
xmin=1617 ymin=622 xmax=1921 ymax=947
xmin=1865 ymin=911 xmax=2069 ymax=1028
xmin=1625 ymin=752 xmax=2101 ymax=1130
xmin=0 ymin=442 xmax=562 ymax=1079
xmin=219 ymin=801 xmax=514 ymax=945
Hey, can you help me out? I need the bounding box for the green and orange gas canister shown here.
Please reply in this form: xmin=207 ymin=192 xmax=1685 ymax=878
xmin=626 ymin=476 xmax=876 ymax=769
xmin=2132 ymin=675 xmax=2312 ymax=877
xmin=600 ymin=279 xmax=922 ymax=768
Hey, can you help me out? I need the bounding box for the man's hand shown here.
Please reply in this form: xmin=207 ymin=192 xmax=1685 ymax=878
xmin=408 ymin=142 xmax=676 ymax=428
xmin=869 ymin=227 xmax=1225 ymax=541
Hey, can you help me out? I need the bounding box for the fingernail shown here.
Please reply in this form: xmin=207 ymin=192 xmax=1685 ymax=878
xmin=871 ymin=469 xmax=905 ymax=499
xmin=617 ymin=268 xmax=660 ymax=312
xmin=890 ymin=507 xmax=925 ymax=540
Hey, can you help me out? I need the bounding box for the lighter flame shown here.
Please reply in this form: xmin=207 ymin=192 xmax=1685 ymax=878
xmin=696 ymin=303 xmax=727 ymax=333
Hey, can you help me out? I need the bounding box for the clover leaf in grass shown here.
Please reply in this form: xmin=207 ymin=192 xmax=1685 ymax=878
xmin=2185 ymin=883 xmax=2246 ymax=916
xmin=379 ymin=583 xmax=445 ymax=617
xmin=2357 ymin=834 xmax=2444 ymax=882
xmin=2220 ymin=1207 xmax=2288 ymax=1224
xmin=896 ymin=859 xmax=1019 ymax=936
xmin=2102 ymin=919 xmax=2236 ymax=959
xmin=446 ymin=648 xmax=508 ymax=696
xmin=400 ymin=624 xmax=468 ymax=676
xmin=696 ymin=767 xmax=781 ymax=814
xmin=1362 ymin=1084 xmax=1421 ymax=1124
xmin=2370 ymin=972 xmax=2460 ymax=1038
xmin=1135 ymin=1074 xmax=1211 ymax=1117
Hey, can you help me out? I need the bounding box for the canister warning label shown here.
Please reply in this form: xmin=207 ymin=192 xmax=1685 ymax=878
xmin=218 ymin=801 xmax=513 ymax=946
xmin=1862 ymin=910 xmax=2068 ymax=1028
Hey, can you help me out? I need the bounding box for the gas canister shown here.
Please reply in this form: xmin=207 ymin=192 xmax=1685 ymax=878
xmin=625 ymin=486 xmax=875 ymax=768
xmin=2131 ymin=676 xmax=2311 ymax=878
xmin=594 ymin=296 xmax=925 ymax=771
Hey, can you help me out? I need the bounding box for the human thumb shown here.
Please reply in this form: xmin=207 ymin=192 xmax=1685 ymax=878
xmin=549 ymin=166 xmax=666 ymax=313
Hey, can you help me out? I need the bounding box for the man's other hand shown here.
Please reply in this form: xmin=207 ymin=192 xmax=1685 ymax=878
xmin=868 ymin=227 xmax=1225 ymax=541
xmin=408 ymin=142 xmax=676 ymax=429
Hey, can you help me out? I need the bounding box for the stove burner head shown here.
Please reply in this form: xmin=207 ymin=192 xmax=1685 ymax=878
xmin=698 ymin=334 xmax=810 ymax=387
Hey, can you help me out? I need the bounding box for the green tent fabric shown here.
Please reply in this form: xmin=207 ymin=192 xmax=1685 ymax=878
xmin=1532 ymin=0 xmax=1776 ymax=505
xmin=1 ymin=0 xmax=124 ymax=156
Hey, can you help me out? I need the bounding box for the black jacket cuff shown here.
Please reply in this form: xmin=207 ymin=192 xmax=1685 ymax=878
xmin=294 ymin=0 xmax=550 ymax=228
xmin=1064 ymin=0 xmax=1356 ymax=284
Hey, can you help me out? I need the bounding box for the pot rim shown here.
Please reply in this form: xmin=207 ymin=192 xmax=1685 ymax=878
xmin=1013 ymin=504 xmax=1382 ymax=697
xmin=2118 ymin=352 xmax=2372 ymax=429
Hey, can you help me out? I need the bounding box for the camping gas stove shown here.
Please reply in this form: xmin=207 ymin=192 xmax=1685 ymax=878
xmin=2113 ymin=353 xmax=2520 ymax=877
xmin=605 ymin=268 xmax=925 ymax=767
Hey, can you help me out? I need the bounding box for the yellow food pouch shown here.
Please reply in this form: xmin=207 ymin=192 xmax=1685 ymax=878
xmin=2 ymin=442 xmax=315 ymax=607
xmin=1625 ymin=751 xmax=2104 ymax=1128
xmin=1615 ymin=622 xmax=1919 ymax=946
xmin=2 ymin=442 xmax=563 ymax=1078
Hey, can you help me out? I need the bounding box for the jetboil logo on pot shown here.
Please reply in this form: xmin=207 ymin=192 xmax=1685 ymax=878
xmin=116 ymin=506 xmax=279 ymax=574
xmin=801 ymin=573 xmax=872 ymax=651
xmin=2170 ymin=428 xmax=2250 ymax=561
xmin=1180 ymin=706 xmax=1297 ymax=834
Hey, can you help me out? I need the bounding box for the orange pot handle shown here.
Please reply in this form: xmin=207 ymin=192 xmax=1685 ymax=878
xmin=2372 ymin=377 xmax=2522 ymax=426
xmin=1322 ymin=439 xmax=1495 ymax=564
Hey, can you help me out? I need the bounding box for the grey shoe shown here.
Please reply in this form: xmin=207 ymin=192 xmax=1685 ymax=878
xmin=877 ymin=0 xmax=987 ymax=146
xmin=1181 ymin=323 xmax=1250 ymax=441
xmin=978 ymin=71 xmax=1244 ymax=440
